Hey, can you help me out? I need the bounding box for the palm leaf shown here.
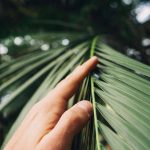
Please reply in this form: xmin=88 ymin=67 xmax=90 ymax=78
xmin=0 ymin=34 xmax=150 ymax=150
xmin=94 ymin=39 xmax=150 ymax=150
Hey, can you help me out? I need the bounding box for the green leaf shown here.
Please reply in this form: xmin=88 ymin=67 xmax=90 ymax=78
xmin=98 ymin=122 xmax=132 ymax=150
xmin=1 ymin=35 xmax=150 ymax=150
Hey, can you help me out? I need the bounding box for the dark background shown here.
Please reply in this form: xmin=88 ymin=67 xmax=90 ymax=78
xmin=0 ymin=0 xmax=150 ymax=64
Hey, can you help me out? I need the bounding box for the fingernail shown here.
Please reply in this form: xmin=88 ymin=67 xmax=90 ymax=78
xmin=92 ymin=56 xmax=98 ymax=60
xmin=77 ymin=100 xmax=93 ymax=118
xmin=82 ymin=56 xmax=98 ymax=66
xmin=91 ymin=56 xmax=99 ymax=63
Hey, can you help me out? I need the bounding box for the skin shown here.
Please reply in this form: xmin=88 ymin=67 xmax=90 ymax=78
xmin=4 ymin=56 xmax=98 ymax=150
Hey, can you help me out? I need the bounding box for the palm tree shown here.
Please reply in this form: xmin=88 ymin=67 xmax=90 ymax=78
xmin=0 ymin=32 xmax=150 ymax=150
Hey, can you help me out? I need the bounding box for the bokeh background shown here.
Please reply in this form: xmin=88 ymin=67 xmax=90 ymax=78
xmin=0 ymin=0 xmax=150 ymax=64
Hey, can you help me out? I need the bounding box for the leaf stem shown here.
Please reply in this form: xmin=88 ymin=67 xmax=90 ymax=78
xmin=90 ymin=36 xmax=100 ymax=150
xmin=90 ymin=36 xmax=98 ymax=57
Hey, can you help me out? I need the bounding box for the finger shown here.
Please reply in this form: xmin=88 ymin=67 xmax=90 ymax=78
xmin=40 ymin=100 xmax=93 ymax=149
xmin=54 ymin=100 xmax=93 ymax=135
xmin=41 ymin=56 xmax=98 ymax=111
xmin=34 ymin=57 xmax=97 ymax=132
xmin=53 ymin=56 xmax=98 ymax=100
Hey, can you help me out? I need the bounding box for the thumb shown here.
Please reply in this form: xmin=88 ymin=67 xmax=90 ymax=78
xmin=53 ymin=100 xmax=93 ymax=140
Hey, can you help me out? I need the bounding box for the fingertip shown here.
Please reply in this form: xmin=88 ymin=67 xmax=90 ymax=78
xmin=89 ymin=56 xmax=99 ymax=64
xmin=77 ymin=100 xmax=93 ymax=118
xmin=91 ymin=56 xmax=98 ymax=63
xmin=82 ymin=56 xmax=98 ymax=69
xmin=91 ymin=56 xmax=99 ymax=67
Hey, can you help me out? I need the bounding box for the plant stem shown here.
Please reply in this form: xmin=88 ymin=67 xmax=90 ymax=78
xmin=90 ymin=36 xmax=98 ymax=57
xmin=90 ymin=36 xmax=101 ymax=150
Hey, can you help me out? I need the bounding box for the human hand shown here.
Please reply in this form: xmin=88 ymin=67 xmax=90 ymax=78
xmin=4 ymin=57 xmax=98 ymax=150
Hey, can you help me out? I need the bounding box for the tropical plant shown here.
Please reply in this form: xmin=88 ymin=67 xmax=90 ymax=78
xmin=0 ymin=33 xmax=150 ymax=150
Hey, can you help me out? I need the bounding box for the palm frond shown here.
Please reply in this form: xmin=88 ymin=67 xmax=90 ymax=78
xmin=94 ymin=39 xmax=150 ymax=150
xmin=0 ymin=34 xmax=150 ymax=150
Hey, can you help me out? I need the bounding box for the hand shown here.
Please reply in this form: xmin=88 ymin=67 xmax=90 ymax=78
xmin=4 ymin=57 xmax=98 ymax=150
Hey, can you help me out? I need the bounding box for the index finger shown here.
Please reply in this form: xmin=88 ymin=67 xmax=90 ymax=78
xmin=53 ymin=56 xmax=98 ymax=100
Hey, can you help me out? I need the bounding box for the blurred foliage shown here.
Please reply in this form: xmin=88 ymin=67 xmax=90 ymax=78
xmin=0 ymin=0 xmax=150 ymax=64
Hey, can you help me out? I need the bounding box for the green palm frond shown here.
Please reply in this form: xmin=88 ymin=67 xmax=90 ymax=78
xmin=94 ymin=40 xmax=150 ymax=150
xmin=0 ymin=33 xmax=150 ymax=150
